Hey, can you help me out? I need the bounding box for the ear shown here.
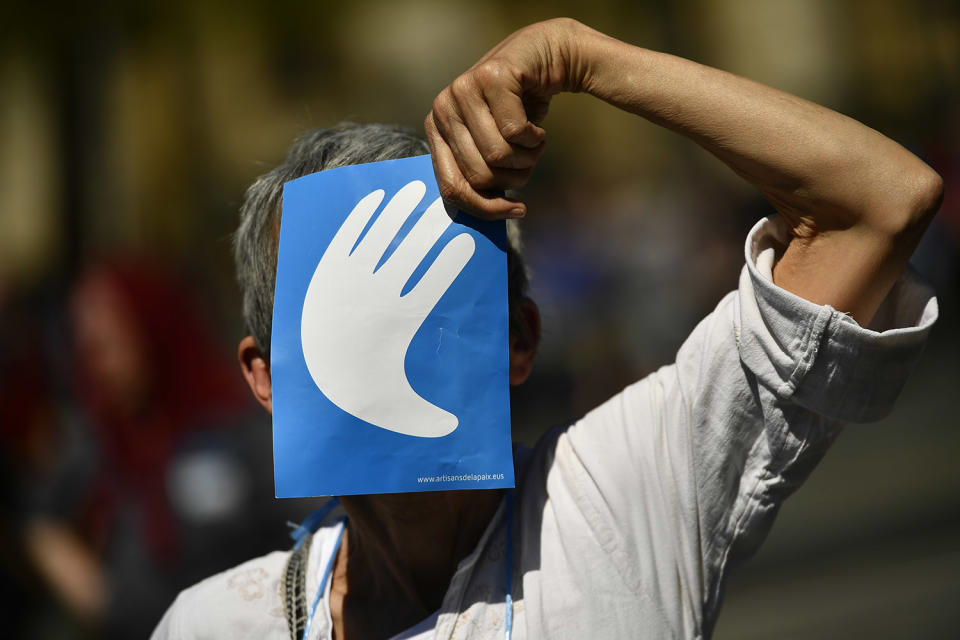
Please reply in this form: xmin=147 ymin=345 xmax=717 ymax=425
xmin=238 ymin=336 xmax=273 ymax=414
xmin=509 ymin=297 xmax=541 ymax=386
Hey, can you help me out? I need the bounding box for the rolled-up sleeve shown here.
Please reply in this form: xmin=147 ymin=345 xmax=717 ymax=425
xmin=739 ymin=215 xmax=938 ymax=422
xmin=556 ymin=214 xmax=937 ymax=637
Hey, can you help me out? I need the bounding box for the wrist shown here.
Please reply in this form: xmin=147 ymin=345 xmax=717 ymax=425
xmin=575 ymin=26 xmax=649 ymax=103
xmin=537 ymin=17 xmax=593 ymax=93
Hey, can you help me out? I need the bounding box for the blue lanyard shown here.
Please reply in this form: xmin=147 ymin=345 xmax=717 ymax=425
xmin=301 ymin=516 xmax=346 ymax=640
xmin=504 ymin=489 xmax=514 ymax=640
xmin=295 ymin=491 xmax=514 ymax=640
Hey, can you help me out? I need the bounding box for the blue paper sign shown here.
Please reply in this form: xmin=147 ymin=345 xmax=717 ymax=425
xmin=271 ymin=154 xmax=514 ymax=496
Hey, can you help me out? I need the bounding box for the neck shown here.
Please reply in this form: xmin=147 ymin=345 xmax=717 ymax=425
xmin=330 ymin=489 xmax=503 ymax=638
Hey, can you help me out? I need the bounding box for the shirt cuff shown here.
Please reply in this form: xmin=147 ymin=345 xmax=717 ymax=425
xmin=736 ymin=215 xmax=938 ymax=423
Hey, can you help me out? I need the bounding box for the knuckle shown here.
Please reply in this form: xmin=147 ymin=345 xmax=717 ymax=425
xmin=500 ymin=120 xmax=526 ymax=142
xmin=430 ymin=106 xmax=457 ymax=138
xmin=462 ymin=165 xmax=495 ymax=189
xmin=450 ymin=74 xmax=474 ymax=98
xmin=424 ymin=112 xmax=437 ymax=135
xmin=430 ymin=93 xmax=443 ymax=113
xmin=483 ymin=143 xmax=512 ymax=167
xmin=474 ymin=60 xmax=505 ymax=85
xmin=438 ymin=181 xmax=461 ymax=203
xmin=431 ymin=91 xmax=454 ymax=119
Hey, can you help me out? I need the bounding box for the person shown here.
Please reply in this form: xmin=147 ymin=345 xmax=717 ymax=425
xmin=152 ymin=18 xmax=941 ymax=640
xmin=61 ymin=258 xmax=271 ymax=638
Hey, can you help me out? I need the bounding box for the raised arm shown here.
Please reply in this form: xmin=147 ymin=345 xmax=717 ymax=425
xmin=425 ymin=18 xmax=943 ymax=325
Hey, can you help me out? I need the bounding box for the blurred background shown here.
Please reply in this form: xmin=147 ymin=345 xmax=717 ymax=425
xmin=1 ymin=0 xmax=957 ymax=638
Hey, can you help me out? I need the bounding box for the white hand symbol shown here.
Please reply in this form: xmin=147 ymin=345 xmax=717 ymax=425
xmin=301 ymin=180 xmax=475 ymax=438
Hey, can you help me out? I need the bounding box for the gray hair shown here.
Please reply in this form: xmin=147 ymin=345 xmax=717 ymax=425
xmin=234 ymin=122 xmax=529 ymax=358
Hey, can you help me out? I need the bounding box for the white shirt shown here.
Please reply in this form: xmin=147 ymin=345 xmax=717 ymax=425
xmin=151 ymin=216 xmax=937 ymax=639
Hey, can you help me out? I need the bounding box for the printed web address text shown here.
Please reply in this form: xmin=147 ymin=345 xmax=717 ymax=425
xmin=417 ymin=473 xmax=505 ymax=483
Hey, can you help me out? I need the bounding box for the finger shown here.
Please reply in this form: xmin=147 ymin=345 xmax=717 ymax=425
xmin=381 ymin=196 xmax=452 ymax=285
xmin=352 ymin=180 xmax=425 ymax=269
xmin=426 ymin=115 xmax=525 ymax=220
xmin=450 ymin=77 xmax=543 ymax=170
xmin=461 ymin=105 xmax=544 ymax=170
xmin=406 ymin=232 xmax=475 ymax=310
xmin=326 ymin=188 xmax=385 ymax=258
xmin=431 ymin=91 xmax=534 ymax=191
xmin=481 ymin=82 xmax=546 ymax=148
xmin=442 ymin=117 xmax=532 ymax=191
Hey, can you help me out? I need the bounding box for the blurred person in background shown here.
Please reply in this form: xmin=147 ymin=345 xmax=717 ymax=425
xmin=2 ymin=258 xmax=292 ymax=639
xmin=0 ymin=284 xmax=96 ymax=639
xmin=153 ymin=18 xmax=941 ymax=640
xmin=68 ymin=258 xmax=248 ymax=636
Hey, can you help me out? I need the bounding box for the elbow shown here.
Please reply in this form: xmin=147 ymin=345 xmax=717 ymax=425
xmin=874 ymin=163 xmax=943 ymax=240
xmin=909 ymin=166 xmax=944 ymax=227
xmin=903 ymin=164 xmax=943 ymax=227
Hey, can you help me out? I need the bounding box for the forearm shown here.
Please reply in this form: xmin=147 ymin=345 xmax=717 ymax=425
xmin=575 ymin=22 xmax=938 ymax=238
xmin=571 ymin=21 xmax=941 ymax=323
